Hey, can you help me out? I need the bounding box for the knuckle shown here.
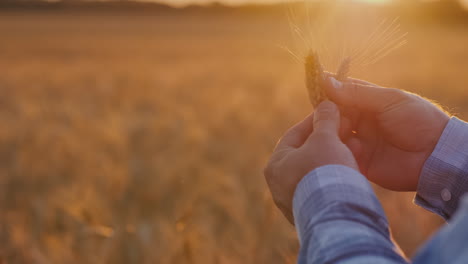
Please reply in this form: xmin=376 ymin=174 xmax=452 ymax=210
xmin=318 ymin=100 xmax=336 ymax=109
xmin=312 ymin=130 xmax=338 ymax=141
xmin=346 ymin=83 xmax=363 ymax=108
xmin=263 ymin=162 xmax=278 ymax=180
xmin=313 ymin=130 xmax=330 ymax=137
xmin=316 ymin=102 xmax=337 ymax=118
xmin=385 ymin=88 xmax=410 ymax=109
xmin=348 ymin=83 xmax=360 ymax=100
xmin=284 ymin=126 xmax=298 ymax=138
xmin=273 ymin=197 xmax=281 ymax=207
xmin=382 ymin=88 xmax=409 ymax=110
xmin=317 ymin=107 xmax=334 ymax=117
xmin=273 ymin=198 xmax=288 ymax=214
xmin=263 ymin=164 xmax=272 ymax=178
xmin=388 ymin=88 xmax=407 ymax=100
xmin=312 ymin=118 xmax=331 ymax=129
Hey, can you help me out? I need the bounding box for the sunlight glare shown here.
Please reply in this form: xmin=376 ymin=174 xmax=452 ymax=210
xmin=462 ymin=0 xmax=468 ymax=10
xmin=352 ymin=0 xmax=392 ymax=4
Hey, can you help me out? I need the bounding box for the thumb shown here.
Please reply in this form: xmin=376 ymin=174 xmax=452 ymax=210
xmin=313 ymin=100 xmax=340 ymax=135
xmin=325 ymin=76 xmax=407 ymax=113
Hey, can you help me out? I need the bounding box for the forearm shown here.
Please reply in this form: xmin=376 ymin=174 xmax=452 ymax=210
xmin=294 ymin=165 xmax=407 ymax=264
xmin=415 ymin=117 xmax=468 ymax=220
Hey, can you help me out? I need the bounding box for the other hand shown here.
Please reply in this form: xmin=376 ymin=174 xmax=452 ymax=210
xmin=264 ymin=101 xmax=358 ymax=224
xmin=325 ymin=77 xmax=450 ymax=191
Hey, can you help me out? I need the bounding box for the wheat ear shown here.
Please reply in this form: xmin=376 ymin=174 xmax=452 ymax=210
xmin=305 ymin=52 xmax=352 ymax=106
xmin=305 ymin=51 xmax=326 ymax=107
xmin=336 ymin=57 xmax=351 ymax=81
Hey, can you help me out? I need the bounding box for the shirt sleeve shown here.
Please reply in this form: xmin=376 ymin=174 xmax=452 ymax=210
xmin=415 ymin=117 xmax=468 ymax=220
xmin=412 ymin=194 xmax=468 ymax=264
xmin=293 ymin=165 xmax=408 ymax=264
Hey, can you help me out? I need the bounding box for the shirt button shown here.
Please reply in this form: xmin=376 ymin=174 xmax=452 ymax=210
xmin=441 ymin=188 xmax=452 ymax=202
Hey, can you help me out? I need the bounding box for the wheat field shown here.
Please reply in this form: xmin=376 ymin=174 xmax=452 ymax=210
xmin=1 ymin=7 xmax=468 ymax=263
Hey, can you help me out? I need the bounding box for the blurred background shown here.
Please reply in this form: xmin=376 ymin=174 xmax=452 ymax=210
xmin=1 ymin=0 xmax=468 ymax=263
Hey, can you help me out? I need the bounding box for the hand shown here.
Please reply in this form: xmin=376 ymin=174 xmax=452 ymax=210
xmin=325 ymin=77 xmax=450 ymax=191
xmin=264 ymin=101 xmax=358 ymax=224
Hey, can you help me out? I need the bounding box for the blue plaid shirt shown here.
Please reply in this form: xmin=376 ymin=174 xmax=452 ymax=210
xmin=293 ymin=117 xmax=468 ymax=264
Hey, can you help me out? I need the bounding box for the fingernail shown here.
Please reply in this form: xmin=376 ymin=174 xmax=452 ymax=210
xmin=329 ymin=77 xmax=343 ymax=90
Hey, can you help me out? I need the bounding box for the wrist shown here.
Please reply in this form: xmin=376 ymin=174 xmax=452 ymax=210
xmin=414 ymin=114 xmax=450 ymax=191
xmin=293 ymin=165 xmax=384 ymax=244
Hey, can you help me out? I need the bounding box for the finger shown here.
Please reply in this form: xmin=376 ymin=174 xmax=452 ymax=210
xmin=339 ymin=115 xmax=353 ymax=142
xmin=349 ymin=77 xmax=379 ymax=87
xmin=324 ymin=76 xmax=408 ymax=113
xmin=345 ymin=137 xmax=368 ymax=175
xmin=312 ymin=100 xmax=340 ymax=135
xmin=349 ymin=114 xmax=379 ymax=175
xmin=346 ymin=137 xmax=361 ymax=156
xmin=276 ymin=112 xmax=315 ymax=149
xmin=356 ymin=113 xmax=379 ymax=141
xmin=323 ymin=72 xmax=378 ymax=87
xmin=346 ymin=136 xmax=377 ymax=176
xmin=339 ymin=105 xmax=360 ymax=131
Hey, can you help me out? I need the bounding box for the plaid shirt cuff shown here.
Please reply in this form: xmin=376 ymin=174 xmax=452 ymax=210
xmin=415 ymin=117 xmax=468 ymax=219
xmin=293 ymin=165 xmax=388 ymax=245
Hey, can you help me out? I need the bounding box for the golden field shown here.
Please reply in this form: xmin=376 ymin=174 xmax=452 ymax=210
xmin=1 ymin=6 xmax=468 ymax=263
